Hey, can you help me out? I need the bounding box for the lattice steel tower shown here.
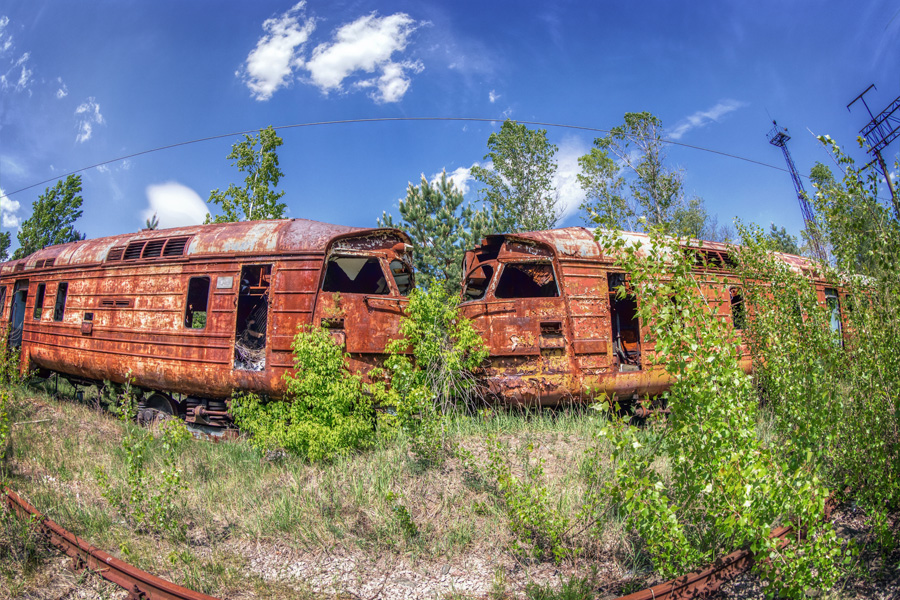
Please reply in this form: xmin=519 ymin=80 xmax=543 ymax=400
xmin=767 ymin=121 xmax=827 ymax=262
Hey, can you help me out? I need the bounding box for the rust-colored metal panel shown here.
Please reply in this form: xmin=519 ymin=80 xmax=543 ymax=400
xmin=3 ymin=220 xmax=412 ymax=405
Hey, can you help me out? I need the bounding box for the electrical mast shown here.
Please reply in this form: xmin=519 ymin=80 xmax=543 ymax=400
xmin=847 ymin=84 xmax=900 ymax=219
xmin=766 ymin=121 xmax=827 ymax=262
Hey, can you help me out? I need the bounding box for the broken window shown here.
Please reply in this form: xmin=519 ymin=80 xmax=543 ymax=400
xmin=33 ymin=283 xmax=46 ymax=320
xmin=494 ymin=262 xmax=558 ymax=299
xmin=322 ymin=256 xmax=389 ymax=295
xmin=0 ymin=287 xmax=6 ymax=318
xmin=730 ymin=287 xmax=746 ymax=330
xmin=389 ymin=259 xmax=413 ymax=296
xmin=184 ymin=277 xmax=210 ymax=329
xmin=54 ymin=282 xmax=69 ymax=322
xmin=463 ymin=264 xmax=494 ymax=301
xmin=235 ymin=264 xmax=271 ymax=371
xmin=608 ymin=273 xmax=641 ymax=372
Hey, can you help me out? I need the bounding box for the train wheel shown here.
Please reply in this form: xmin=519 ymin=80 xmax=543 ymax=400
xmin=138 ymin=393 xmax=176 ymax=424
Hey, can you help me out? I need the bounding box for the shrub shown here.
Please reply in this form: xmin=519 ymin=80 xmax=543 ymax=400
xmin=378 ymin=281 xmax=488 ymax=463
xmin=589 ymin=228 xmax=842 ymax=597
xmin=95 ymin=376 xmax=190 ymax=536
xmin=231 ymin=325 xmax=376 ymax=461
xmin=737 ymin=138 xmax=900 ymax=553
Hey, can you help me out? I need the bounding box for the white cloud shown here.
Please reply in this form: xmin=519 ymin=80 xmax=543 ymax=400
xmin=240 ymin=7 xmax=423 ymax=104
xmin=305 ymin=12 xmax=421 ymax=103
xmin=75 ymin=97 xmax=104 ymax=143
xmin=669 ymin=100 xmax=747 ymax=140
xmin=143 ymin=182 xmax=208 ymax=229
xmin=430 ymin=164 xmax=478 ymax=195
xmin=489 ymin=90 xmax=499 ymax=103
xmin=56 ymin=77 xmax=67 ymax=99
xmin=0 ymin=186 xmax=21 ymax=228
xmin=553 ymin=138 xmax=589 ymax=222
xmin=241 ymin=1 xmax=315 ymax=101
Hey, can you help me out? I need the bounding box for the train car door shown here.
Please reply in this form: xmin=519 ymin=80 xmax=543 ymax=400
xmin=9 ymin=280 xmax=28 ymax=349
xmin=234 ymin=264 xmax=272 ymax=371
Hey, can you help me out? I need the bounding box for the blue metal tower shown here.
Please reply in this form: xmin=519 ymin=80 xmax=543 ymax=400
xmin=766 ymin=121 xmax=827 ymax=262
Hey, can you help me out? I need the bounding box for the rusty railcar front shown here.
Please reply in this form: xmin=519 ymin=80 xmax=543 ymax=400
xmin=0 ymin=219 xmax=413 ymax=423
xmin=459 ymin=227 xmax=753 ymax=406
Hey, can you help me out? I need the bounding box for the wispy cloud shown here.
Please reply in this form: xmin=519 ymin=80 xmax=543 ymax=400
xmin=0 ymin=186 xmax=21 ymax=228
xmin=56 ymin=77 xmax=67 ymax=99
xmin=0 ymin=18 xmax=32 ymax=94
xmin=488 ymin=90 xmax=499 ymax=103
xmin=669 ymin=99 xmax=747 ymax=140
xmin=0 ymin=16 xmax=12 ymax=55
xmin=240 ymin=1 xmax=315 ymax=101
xmin=75 ymin=97 xmax=104 ymax=143
xmin=240 ymin=7 xmax=423 ymax=104
xmin=143 ymin=182 xmax=208 ymax=229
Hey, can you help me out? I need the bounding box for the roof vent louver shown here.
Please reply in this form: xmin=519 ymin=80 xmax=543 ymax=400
xmin=106 ymin=247 xmax=125 ymax=262
xmin=142 ymin=239 xmax=165 ymax=259
xmin=122 ymin=241 xmax=146 ymax=260
xmin=163 ymin=237 xmax=189 ymax=257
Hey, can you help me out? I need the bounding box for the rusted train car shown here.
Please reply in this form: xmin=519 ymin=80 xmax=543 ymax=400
xmin=0 ymin=219 xmax=414 ymax=425
xmin=458 ymin=227 xmax=845 ymax=406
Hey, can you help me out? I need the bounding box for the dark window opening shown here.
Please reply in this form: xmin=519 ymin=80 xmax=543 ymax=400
xmin=389 ymin=259 xmax=413 ymax=296
xmin=322 ymin=256 xmax=388 ymax=295
xmin=730 ymin=288 xmax=746 ymax=330
xmin=54 ymin=283 xmax=69 ymax=322
xmin=824 ymin=287 xmax=842 ymax=338
xmin=495 ymin=262 xmax=558 ymax=299
xmin=235 ymin=265 xmax=271 ymax=371
xmin=33 ymin=283 xmax=46 ymax=320
xmin=184 ymin=277 xmax=210 ymax=329
xmin=608 ymin=273 xmax=641 ymax=372
xmin=9 ymin=281 xmax=28 ymax=349
xmin=0 ymin=287 xmax=6 ymax=318
xmin=463 ymin=264 xmax=494 ymax=301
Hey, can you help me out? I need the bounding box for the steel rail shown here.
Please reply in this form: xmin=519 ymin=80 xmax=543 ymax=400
xmin=614 ymin=498 xmax=835 ymax=599
xmin=2 ymin=487 xmax=220 ymax=600
xmin=4 ymin=484 xmax=834 ymax=600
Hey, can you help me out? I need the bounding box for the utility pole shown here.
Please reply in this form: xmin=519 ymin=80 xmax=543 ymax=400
xmin=847 ymin=84 xmax=900 ymax=218
xmin=767 ymin=121 xmax=828 ymax=262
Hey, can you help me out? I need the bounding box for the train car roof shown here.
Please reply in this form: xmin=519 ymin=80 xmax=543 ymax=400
xmin=0 ymin=218 xmax=411 ymax=274
xmin=490 ymin=226 xmax=818 ymax=275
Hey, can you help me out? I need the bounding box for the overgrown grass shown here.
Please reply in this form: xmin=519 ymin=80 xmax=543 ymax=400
xmin=0 ymin=381 xmax=655 ymax=598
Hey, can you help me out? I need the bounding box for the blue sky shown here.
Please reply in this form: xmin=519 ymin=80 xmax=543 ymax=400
xmin=1 ymin=1 xmax=899 ymax=255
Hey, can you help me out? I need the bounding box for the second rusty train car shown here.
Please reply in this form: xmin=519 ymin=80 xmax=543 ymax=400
xmin=458 ymin=227 xmax=846 ymax=405
xmin=0 ymin=219 xmax=414 ymax=425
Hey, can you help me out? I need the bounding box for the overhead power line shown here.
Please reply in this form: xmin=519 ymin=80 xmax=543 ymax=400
xmin=4 ymin=116 xmax=790 ymax=199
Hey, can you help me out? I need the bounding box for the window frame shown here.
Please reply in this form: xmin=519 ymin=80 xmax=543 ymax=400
xmin=184 ymin=276 xmax=211 ymax=330
xmin=53 ymin=282 xmax=69 ymax=322
xmin=33 ymin=283 xmax=46 ymax=320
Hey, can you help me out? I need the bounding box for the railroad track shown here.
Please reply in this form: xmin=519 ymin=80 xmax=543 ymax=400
xmin=2 ymin=485 xmax=832 ymax=600
xmin=3 ymin=487 xmax=219 ymax=600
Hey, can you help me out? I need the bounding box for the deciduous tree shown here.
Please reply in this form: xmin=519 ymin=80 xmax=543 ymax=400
xmin=471 ymin=120 xmax=560 ymax=233
xmin=579 ymin=112 xmax=730 ymax=241
xmin=13 ymin=174 xmax=85 ymax=260
xmin=206 ymin=125 xmax=287 ymax=223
